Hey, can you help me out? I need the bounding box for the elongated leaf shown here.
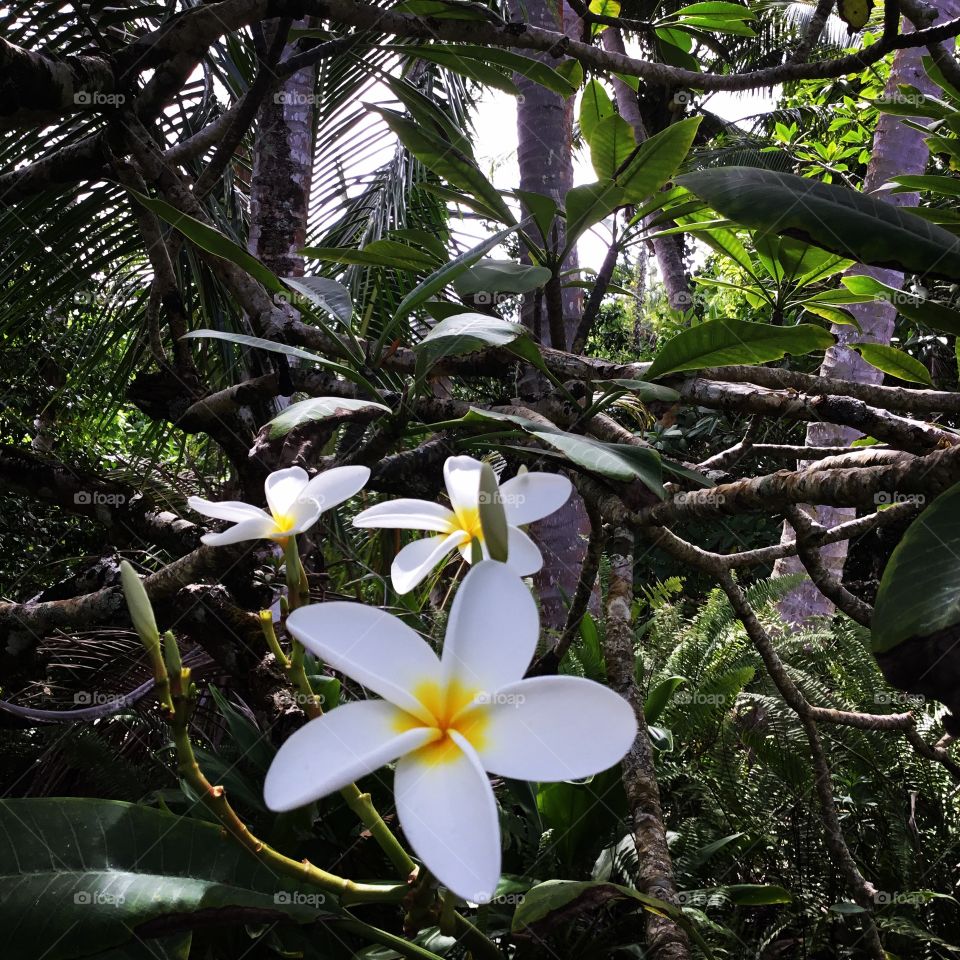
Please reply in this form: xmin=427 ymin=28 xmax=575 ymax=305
xmin=369 ymin=106 xmax=514 ymax=224
xmin=129 ymin=191 xmax=281 ymax=292
xmin=579 ymin=78 xmax=615 ymax=143
xmin=453 ymin=260 xmax=552 ymax=297
xmin=0 ymin=798 xmax=340 ymax=960
xmin=873 ymin=481 xmax=960 ymax=653
xmin=391 ymin=222 xmax=522 ymax=324
xmin=842 ymin=274 xmax=960 ymax=335
xmin=676 ymin=167 xmax=960 ymax=280
xmin=415 ymin=313 xmax=530 ymax=367
xmin=266 ymin=397 xmax=391 ymax=439
xmin=589 ymin=113 xmax=637 ymax=179
xmin=513 ymin=880 xmax=686 ymax=934
xmin=282 ymin=276 xmax=353 ymax=324
xmin=644 ymin=676 xmax=687 ymax=723
xmin=852 ymin=343 xmax=932 ymax=385
xmin=301 ymin=243 xmax=439 ymax=272
xmin=645 ymin=319 xmax=834 ymax=380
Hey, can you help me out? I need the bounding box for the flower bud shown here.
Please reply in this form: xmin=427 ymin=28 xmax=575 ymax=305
xmin=120 ymin=561 xmax=160 ymax=651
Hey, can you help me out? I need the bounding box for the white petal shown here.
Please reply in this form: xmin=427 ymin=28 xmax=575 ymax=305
xmin=443 ymin=455 xmax=484 ymax=516
xmin=265 ymin=466 xmax=309 ymax=518
xmin=471 ymin=676 xmax=638 ymax=781
xmin=301 ymin=465 xmax=370 ymax=512
xmin=354 ymin=499 xmax=457 ymax=532
xmin=441 ymin=560 xmax=539 ymax=695
xmin=499 ymin=472 xmax=572 ymax=525
xmin=286 ymin=602 xmax=442 ymax=722
xmin=505 ymin=526 xmax=543 ymax=576
xmin=187 ymin=496 xmax=272 ymax=524
xmin=395 ymin=734 xmax=501 ymax=903
xmin=200 ymin=515 xmax=279 ymax=546
xmin=391 ymin=530 xmax=468 ymax=594
xmin=286 ymin=496 xmax=323 ymax=535
xmin=264 ymin=700 xmax=436 ymax=811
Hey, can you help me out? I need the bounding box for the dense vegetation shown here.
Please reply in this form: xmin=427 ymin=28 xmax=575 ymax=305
xmin=4 ymin=2 xmax=960 ymax=958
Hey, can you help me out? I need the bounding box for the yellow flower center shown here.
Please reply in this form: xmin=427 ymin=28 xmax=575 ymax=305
xmin=452 ymin=505 xmax=484 ymax=545
xmin=394 ymin=677 xmax=489 ymax=766
xmin=273 ymin=512 xmax=297 ymax=533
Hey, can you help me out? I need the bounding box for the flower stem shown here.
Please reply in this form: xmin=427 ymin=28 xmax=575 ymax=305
xmin=163 ymin=642 xmax=404 ymax=907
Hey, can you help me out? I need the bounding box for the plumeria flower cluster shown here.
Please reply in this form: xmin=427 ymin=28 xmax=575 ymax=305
xmin=264 ymin=561 xmax=638 ymax=901
xmin=188 ymin=465 xmax=370 ymax=545
xmin=353 ymin=454 xmax=573 ymax=593
xmin=192 ymin=457 xmax=638 ymax=902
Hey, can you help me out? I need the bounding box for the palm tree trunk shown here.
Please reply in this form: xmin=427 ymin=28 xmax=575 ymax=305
xmin=509 ymin=0 xmax=595 ymax=632
xmin=774 ymin=2 xmax=960 ymax=621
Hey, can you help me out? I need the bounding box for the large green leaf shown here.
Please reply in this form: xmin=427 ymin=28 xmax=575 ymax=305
xmin=512 ymin=880 xmax=687 ymax=934
xmin=389 ymin=222 xmax=523 ymax=326
xmin=645 ymin=319 xmax=834 ymax=380
xmin=589 ymin=114 xmax=637 ymax=179
xmin=266 ymin=397 xmax=391 ymax=439
xmin=129 ymin=191 xmax=281 ymax=292
xmin=579 ymin=79 xmax=615 ymax=143
xmin=282 ymin=276 xmax=353 ymax=324
xmin=414 ymin=313 xmax=531 ymax=368
xmin=302 ymin=240 xmax=441 ymax=272
xmin=842 ymin=274 xmax=960 ymax=336
xmin=873 ymin=482 xmax=960 ymax=653
xmin=676 ymin=167 xmax=960 ymax=280
xmin=453 ymin=260 xmax=552 ymax=297
xmin=565 ymin=117 xmax=701 ymax=244
xmin=0 ymin=798 xmax=338 ymax=960
xmin=852 ymin=343 xmax=933 ymax=385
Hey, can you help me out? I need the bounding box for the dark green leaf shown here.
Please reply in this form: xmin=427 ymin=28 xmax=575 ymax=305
xmin=266 ymin=397 xmax=391 ymax=439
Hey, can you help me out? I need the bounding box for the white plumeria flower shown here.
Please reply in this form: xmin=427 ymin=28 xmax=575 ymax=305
xmin=263 ymin=561 xmax=637 ymax=902
xmin=188 ymin=465 xmax=370 ymax=546
xmin=352 ymin=455 xmax=572 ymax=593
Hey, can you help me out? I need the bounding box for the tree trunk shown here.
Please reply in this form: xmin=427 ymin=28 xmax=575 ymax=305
xmin=774 ymin=3 xmax=960 ymax=622
xmin=510 ymin=0 xmax=594 ymax=631
xmin=602 ymin=28 xmax=693 ymax=313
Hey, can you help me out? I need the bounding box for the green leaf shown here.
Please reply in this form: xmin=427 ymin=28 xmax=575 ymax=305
xmin=889 ymin=174 xmax=960 ymax=197
xmin=414 ymin=314 xmax=530 ymax=368
xmin=588 ymin=0 xmax=621 ymax=34
xmin=873 ymin=481 xmax=960 ymax=653
xmin=513 ymin=880 xmax=686 ymax=934
xmin=673 ymin=1 xmax=755 ymax=18
xmin=644 ymin=676 xmax=686 ymax=723
xmin=383 ymin=76 xmax=475 ymax=157
xmin=513 ymin=189 xmax=558 ymax=240
xmin=0 ymin=798 xmax=340 ymax=960
xmin=207 ymin=685 xmax=275 ymax=773
xmin=841 ymin=274 xmax=960 ymax=336
xmin=391 ymin=222 xmax=523 ymax=325
xmin=282 ymin=276 xmax=353 ymax=324
xmin=676 ymin=166 xmax=960 ymax=280
xmin=391 ymin=0 xmax=490 ymax=18
xmin=453 ymin=260 xmax=552 ymax=297
xmin=129 ymin=191 xmax=281 ymax=292
xmin=266 ymin=397 xmax=391 ymax=439
xmin=602 ymin=378 xmax=682 ymax=402
xmin=852 ymin=343 xmax=932 ymax=385
xmin=369 ymin=106 xmax=514 ymax=224
xmin=645 ymin=319 xmax=834 ymax=380
xmin=478 ymin=461 xmax=509 ymax=562
xmin=589 ymin=114 xmax=637 ymax=179
xmin=565 ymin=117 xmax=701 ymax=244
xmin=579 ymin=79 xmax=615 ymax=143
xmin=555 ymin=59 xmax=585 ymax=90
